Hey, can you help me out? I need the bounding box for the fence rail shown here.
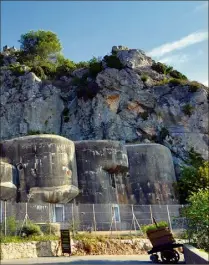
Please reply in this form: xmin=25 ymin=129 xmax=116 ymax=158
xmin=0 ymin=201 xmax=186 ymax=235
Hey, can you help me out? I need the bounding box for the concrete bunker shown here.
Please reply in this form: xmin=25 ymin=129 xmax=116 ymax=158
xmin=126 ymin=143 xmax=178 ymax=204
xmin=0 ymin=135 xmax=79 ymax=203
xmin=75 ymin=140 xmax=129 ymax=204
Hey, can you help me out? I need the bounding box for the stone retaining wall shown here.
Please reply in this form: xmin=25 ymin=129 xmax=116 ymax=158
xmin=0 ymin=239 xmax=152 ymax=260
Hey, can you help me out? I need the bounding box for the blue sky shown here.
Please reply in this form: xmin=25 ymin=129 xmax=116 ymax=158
xmin=1 ymin=1 xmax=208 ymax=85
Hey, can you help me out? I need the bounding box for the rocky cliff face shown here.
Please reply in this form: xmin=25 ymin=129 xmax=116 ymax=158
xmin=1 ymin=46 xmax=208 ymax=174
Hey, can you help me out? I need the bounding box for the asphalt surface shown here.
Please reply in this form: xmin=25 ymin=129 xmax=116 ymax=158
xmin=1 ymin=254 xmax=185 ymax=265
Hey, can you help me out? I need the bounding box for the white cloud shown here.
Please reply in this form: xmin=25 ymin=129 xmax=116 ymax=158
xmin=194 ymin=2 xmax=208 ymax=12
xmin=159 ymin=54 xmax=189 ymax=65
xmin=147 ymin=31 xmax=208 ymax=57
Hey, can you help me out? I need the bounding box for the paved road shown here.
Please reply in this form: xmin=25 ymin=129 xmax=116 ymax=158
xmin=1 ymin=254 xmax=185 ymax=265
xmin=1 ymin=255 xmax=152 ymax=264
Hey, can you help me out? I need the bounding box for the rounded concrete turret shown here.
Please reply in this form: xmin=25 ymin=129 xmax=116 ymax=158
xmin=0 ymin=135 xmax=78 ymax=203
xmin=0 ymin=160 xmax=17 ymax=201
xmin=126 ymin=143 xmax=178 ymax=204
xmin=75 ymin=140 xmax=129 ymax=204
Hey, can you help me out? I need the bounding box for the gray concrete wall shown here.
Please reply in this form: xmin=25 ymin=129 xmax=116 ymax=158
xmin=75 ymin=140 xmax=129 ymax=204
xmin=183 ymin=244 xmax=209 ymax=264
xmin=0 ymin=135 xmax=78 ymax=203
xmin=126 ymin=143 xmax=178 ymax=204
xmin=0 ymin=161 xmax=17 ymax=201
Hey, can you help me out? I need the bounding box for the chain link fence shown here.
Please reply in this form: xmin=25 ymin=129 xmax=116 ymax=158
xmin=0 ymin=201 xmax=186 ymax=236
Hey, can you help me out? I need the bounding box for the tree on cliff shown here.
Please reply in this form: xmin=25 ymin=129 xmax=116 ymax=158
xmin=18 ymin=30 xmax=62 ymax=61
xmin=175 ymin=148 xmax=209 ymax=204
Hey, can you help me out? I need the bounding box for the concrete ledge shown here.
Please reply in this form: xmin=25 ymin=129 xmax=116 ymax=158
xmin=183 ymin=244 xmax=209 ymax=264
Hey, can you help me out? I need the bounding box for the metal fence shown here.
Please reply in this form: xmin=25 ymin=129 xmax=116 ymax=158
xmin=0 ymin=201 xmax=186 ymax=235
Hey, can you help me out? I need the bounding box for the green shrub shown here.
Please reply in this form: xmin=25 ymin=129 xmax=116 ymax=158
xmin=62 ymin=107 xmax=69 ymax=122
xmin=56 ymin=59 xmax=76 ymax=78
xmin=140 ymin=111 xmax=149 ymax=120
xmin=182 ymin=103 xmax=194 ymax=116
xmin=176 ymin=157 xmax=208 ymax=204
xmin=170 ymin=70 xmax=187 ymax=80
xmin=89 ymin=57 xmax=103 ymax=78
xmin=141 ymin=75 xmax=148 ymax=82
xmin=169 ymin=78 xmax=185 ymax=86
xmin=27 ymin=130 xmax=41 ymax=135
xmin=151 ymin=62 xmax=173 ymax=75
xmin=0 ymin=53 xmax=4 ymax=66
xmin=31 ymin=66 xmax=45 ymax=79
xmin=181 ymin=189 xmax=209 ymax=252
xmin=75 ymin=61 xmax=89 ymax=69
xmin=159 ymin=127 xmax=169 ymax=142
xmin=40 ymin=62 xmax=56 ymax=79
xmin=0 ymin=216 xmax=19 ymax=236
xmin=188 ymin=81 xmax=202 ymax=92
xmin=141 ymin=221 xmax=168 ymax=233
xmin=8 ymin=64 xmax=26 ymax=77
xmin=103 ymin=54 xmax=123 ymax=70
xmin=20 ymin=222 xmax=42 ymax=237
xmin=1 ymin=234 xmax=58 ymax=243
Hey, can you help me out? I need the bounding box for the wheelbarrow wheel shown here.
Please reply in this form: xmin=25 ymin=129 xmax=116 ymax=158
xmin=161 ymin=249 xmax=180 ymax=264
xmin=150 ymin=254 xmax=159 ymax=263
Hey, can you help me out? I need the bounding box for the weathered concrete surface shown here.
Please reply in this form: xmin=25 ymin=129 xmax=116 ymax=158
xmin=126 ymin=143 xmax=178 ymax=204
xmin=75 ymin=140 xmax=129 ymax=204
xmin=183 ymin=244 xmax=209 ymax=264
xmin=0 ymin=135 xmax=78 ymax=203
xmin=0 ymin=161 xmax=17 ymax=201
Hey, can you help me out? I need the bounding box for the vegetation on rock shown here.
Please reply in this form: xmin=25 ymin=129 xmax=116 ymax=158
xmin=182 ymin=103 xmax=194 ymax=116
xmin=175 ymin=148 xmax=209 ymax=204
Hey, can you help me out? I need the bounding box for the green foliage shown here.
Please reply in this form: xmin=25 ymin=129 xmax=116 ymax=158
xmin=20 ymin=222 xmax=42 ymax=237
xmin=169 ymin=70 xmax=187 ymax=80
xmin=0 ymin=216 xmax=19 ymax=236
xmin=1 ymin=234 xmax=58 ymax=243
xmin=141 ymin=75 xmax=148 ymax=82
xmin=141 ymin=221 xmax=168 ymax=233
xmin=62 ymin=107 xmax=70 ymax=122
xmin=19 ymin=30 xmax=62 ymax=60
xmin=103 ymin=54 xmax=123 ymax=70
xmin=27 ymin=130 xmax=41 ymax=135
xmin=89 ymin=57 xmax=103 ymax=78
xmin=140 ymin=111 xmax=149 ymax=120
xmin=56 ymin=59 xmax=76 ymax=78
xmin=159 ymin=127 xmax=169 ymax=142
xmin=189 ymin=81 xmax=202 ymax=92
xmin=175 ymin=148 xmax=208 ymax=204
xmin=182 ymin=103 xmax=194 ymax=116
xmin=75 ymin=61 xmax=89 ymax=69
xmin=151 ymin=62 xmax=173 ymax=75
xmin=31 ymin=66 xmax=45 ymax=79
xmin=0 ymin=53 xmax=4 ymax=66
xmin=169 ymin=78 xmax=186 ymax=86
xmin=181 ymin=189 xmax=209 ymax=252
xmin=8 ymin=64 xmax=26 ymax=77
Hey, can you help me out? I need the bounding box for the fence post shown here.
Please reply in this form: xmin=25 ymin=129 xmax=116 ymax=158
xmin=166 ymin=205 xmax=172 ymax=232
xmin=131 ymin=204 xmax=136 ymax=232
xmin=0 ymin=201 xmax=2 ymax=223
xmin=92 ymin=204 xmax=97 ymax=232
xmin=4 ymin=200 xmax=7 ymax=236
xmin=25 ymin=202 xmax=28 ymax=225
xmin=72 ymin=203 xmax=75 ymax=234
xmin=150 ymin=205 xmax=153 ymax=222
xmin=48 ymin=203 xmax=52 ymax=235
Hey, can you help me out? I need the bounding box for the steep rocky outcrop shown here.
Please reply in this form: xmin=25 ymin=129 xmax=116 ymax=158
xmin=1 ymin=46 xmax=208 ymax=175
